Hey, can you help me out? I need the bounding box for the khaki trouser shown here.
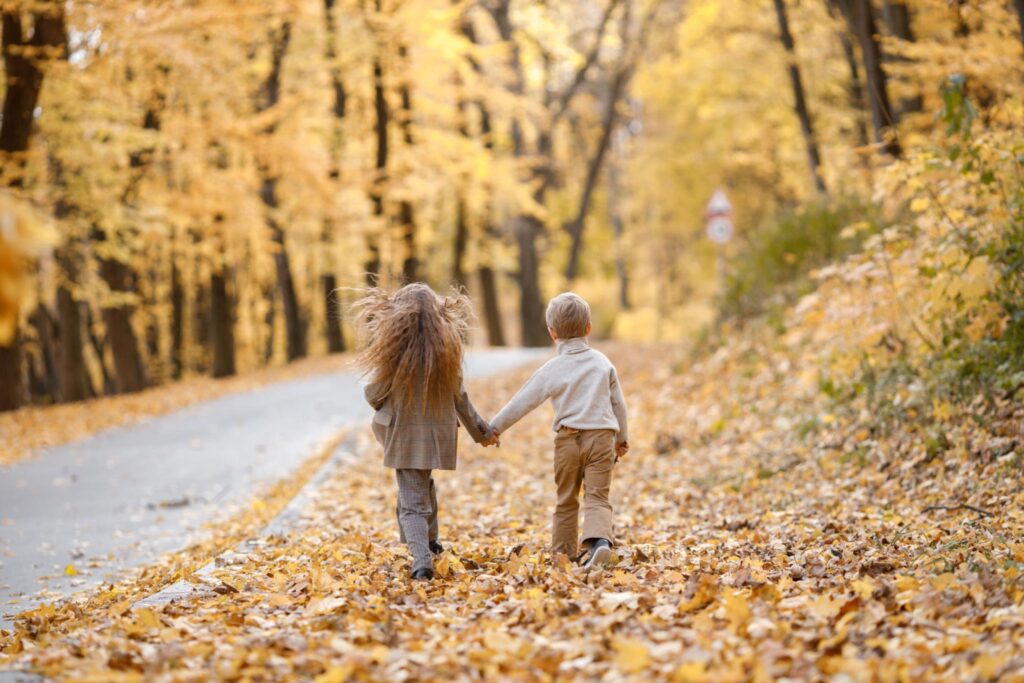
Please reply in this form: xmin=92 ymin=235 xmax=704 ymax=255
xmin=552 ymin=428 xmax=616 ymax=558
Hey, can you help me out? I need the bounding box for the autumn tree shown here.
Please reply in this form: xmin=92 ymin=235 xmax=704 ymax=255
xmin=773 ymin=0 xmax=827 ymax=197
xmin=0 ymin=1 xmax=65 ymax=411
xmin=837 ymin=0 xmax=901 ymax=157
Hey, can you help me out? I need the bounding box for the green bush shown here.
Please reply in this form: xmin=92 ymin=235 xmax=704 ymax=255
xmin=717 ymin=199 xmax=882 ymax=323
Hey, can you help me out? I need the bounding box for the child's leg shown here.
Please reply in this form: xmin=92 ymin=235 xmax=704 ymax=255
xmin=552 ymin=431 xmax=584 ymax=558
xmin=395 ymin=469 xmax=434 ymax=572
xmin=399 ymin=475 xmax=438 ymax=543
xmin=428 ymin=473 xmax=439 ymax=543
xmin=580 ymin=430 xmax=616 ymax=547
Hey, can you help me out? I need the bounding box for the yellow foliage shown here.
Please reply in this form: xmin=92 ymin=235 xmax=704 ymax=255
xmin=0 ymin=193 xmax=55 ymax=344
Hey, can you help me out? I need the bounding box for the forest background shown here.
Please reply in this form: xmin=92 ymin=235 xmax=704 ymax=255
xmin=0 ymin=0 xmax=1022 ymax=417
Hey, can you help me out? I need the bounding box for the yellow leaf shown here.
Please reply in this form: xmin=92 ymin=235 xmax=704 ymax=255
xmin=910 ymin=196 xmax=929 ymax=212
xmin=315 ymin=664 xmax=355 ymax=683
xmin=931 ymin=573 xmax=956 ymax=591
xmin=851 ymin=578 xmax=876 ymax=601
xmin=613 ymin=637 xmax=650 ymax=673
xmin=672 ymin=662 xmax=707 ymax=682
xmin=974 ymin=653 xmax=1009 ymax=679
xmin=723 ymin=591 xmax=750 ymax=630
xmin=894 ymin=575 xmax=919 ymax=594
xmin=64 ymin=564 xmax=78 ymax=576
xmin=807 ymin=595 xmax=843 ymax=619
xmin=932 ymin=400 xmax=953 ymax=421
xmin=134 ymin=607 xmax=161 ymax=630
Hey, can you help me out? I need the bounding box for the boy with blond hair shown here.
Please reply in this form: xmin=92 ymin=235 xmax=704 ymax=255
xmin=489 ymin=292 xmax=628 ymax=568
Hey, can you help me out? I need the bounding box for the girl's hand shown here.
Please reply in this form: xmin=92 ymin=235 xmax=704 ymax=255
xmin=481 ymin=430 xmax=501 ymax=447
xmin=615 ymin=441 xmax=629 ymax=459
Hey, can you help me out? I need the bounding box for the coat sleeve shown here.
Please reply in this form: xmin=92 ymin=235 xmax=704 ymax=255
xmin=364 ymin=381 xmax=388 ymax=411
xmin=490 ymin=364 xmax=551 ymax=434
xmin=609 ymin=365 xmax=629 ymax=444
xmin=454 ymin=382 xmax=490 ymax=443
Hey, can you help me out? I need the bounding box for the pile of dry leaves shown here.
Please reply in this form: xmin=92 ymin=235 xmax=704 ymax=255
xmin=2 ymin=334 xmax=1022 ymax=680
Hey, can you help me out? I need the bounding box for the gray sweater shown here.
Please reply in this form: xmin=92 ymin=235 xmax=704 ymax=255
xmin=491 ymin=338 xmax=628 ymax=443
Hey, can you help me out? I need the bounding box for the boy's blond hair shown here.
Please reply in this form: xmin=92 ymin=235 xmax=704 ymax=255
xmin=545 ymin=292 xmax=591 ymax=339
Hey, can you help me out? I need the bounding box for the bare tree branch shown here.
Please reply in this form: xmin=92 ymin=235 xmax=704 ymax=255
xmin=551 ymin=0 xmax=622 ymax=121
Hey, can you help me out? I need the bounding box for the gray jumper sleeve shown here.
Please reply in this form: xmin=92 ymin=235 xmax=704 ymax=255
xmin=609 ymin=366 xmax=629 ymax=444
xmin=490 ymin=366 xmax=552 ymax=434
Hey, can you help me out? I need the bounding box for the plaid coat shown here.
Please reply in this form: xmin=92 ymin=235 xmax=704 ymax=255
xmin=365 ymin=376 xmax=491 ymax=470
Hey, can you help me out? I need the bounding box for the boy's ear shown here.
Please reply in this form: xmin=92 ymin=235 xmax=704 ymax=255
xmin=548 ymin=327 xmax=558 ymax=341
xmin=585 ymin=321 xmax=592 ymax=335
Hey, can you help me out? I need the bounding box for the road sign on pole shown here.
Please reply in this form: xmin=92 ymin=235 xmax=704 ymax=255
xmin=704 ymin=189 xmax=734 ymax=245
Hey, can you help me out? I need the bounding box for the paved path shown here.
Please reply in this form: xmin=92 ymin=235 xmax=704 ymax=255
xmin=0 ymin=349 xmax=542 ymax=630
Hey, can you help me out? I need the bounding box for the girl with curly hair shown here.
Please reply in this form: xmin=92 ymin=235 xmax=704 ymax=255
xmin=353 ymin=283 xmax=498 ymax=581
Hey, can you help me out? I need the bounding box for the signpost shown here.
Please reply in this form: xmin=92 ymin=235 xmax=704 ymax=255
xmin=705 ymin=189 xmax=733 ymax=293
xmin=704 ymin=189 xmax=734 ymax=245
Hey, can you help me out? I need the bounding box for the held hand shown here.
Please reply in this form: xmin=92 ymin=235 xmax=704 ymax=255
xmin=615 ymin=441 xmax=629 ymax=460
xmin=482 ymin=430 xmax=501 ymax=447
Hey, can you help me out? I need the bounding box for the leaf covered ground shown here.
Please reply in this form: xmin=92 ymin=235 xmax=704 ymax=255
xmin=2 ymin=335 xmax=1023 ymax=681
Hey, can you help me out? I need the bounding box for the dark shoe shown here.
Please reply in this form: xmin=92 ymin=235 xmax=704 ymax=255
xmin=411 ymin=567 xmax=434 ymax=581
xmin=581 ymin=539 xmax=613 ymax=569
xmin=429 ymin=540 xmax=444 ymax=555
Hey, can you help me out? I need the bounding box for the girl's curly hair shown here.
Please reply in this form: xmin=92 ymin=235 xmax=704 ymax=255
xmin=351 ymin=283 xmax=473 ymax=414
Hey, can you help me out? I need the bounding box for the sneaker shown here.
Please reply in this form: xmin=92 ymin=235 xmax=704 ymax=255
xmin=429 ymin=540 xmax=444 ymax=555
xmin=581 ymin=539 xmax=613 ymax=569
xmin=411 ymin=567 xmax=434 ymax=581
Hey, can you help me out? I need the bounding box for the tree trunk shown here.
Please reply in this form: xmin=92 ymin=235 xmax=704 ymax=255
xmin=397 ymin=47 xmax=418 ymax=283
xmin=1014 ymin=0 xmax=1024 ymax=47
xmin=564 ymin=66 xmax=632 ymax=282
xmin=56 ymin=277 xmax=90 ymax=402
xmin=263 ymin=284 xmax=276 ymax=364
xmin=451 ymin=86 xmax=471 ymax=288
xmin=0 ymin=3 xmax=65 ymax=411
xmin=266 ymin=200 xmax=306 ymax=362
xmin=83 ymin=304 xmax=115 ymax=395
xmin=28 ymin=303 xmax=59 ymax=401
xmin=322 ymin=0 xmax=347 ymax=353
xmin=98 ymin=253 xmax=148 ymax=394
xmin=478 ymin=266 xmax=506 ymax=347
xmin=773 ymin=0 xmax=828 ymax=198
xmin=881 ymin=0 xmax=922 ymax=115
xmin=452 ymin=194 xmax=469 ymax=288
xmin=187 ymin=233 xmax=209 ymax=373
xmin=366 ymin=55 xmax=388 ymax=286
xmin=0 ymin=335 xmax=24 ymax=410
xmin=322 ymin=273 xmax=345 ymax=353
xmin=169 ymin=247 xmax=184 ymax=379
xmin=459 ymin=16 xmax=506 ymax=344
xmin=255 ymin=23 xmax=305 ymax=361
xmin=488 ymin=0 xmax=549 ymax=346
xmin=838 ymin=0 xmax=901 ymax=157
xmin=517 ymin=215 xmax=549 ymax=347
xmin=54 ymin=244 xmax=90 ymax=402
xmin=51 ymin=163 xmax=91 ymax=402
xmin=209 ymin=267 xmax=236 ymax=378
xmin=607 ymin=147 xmax=631 ymax=310
xmin=839 ymin=28 xmax=870 ymax=151
xmin=366 ymin=0 xmax=388 ymax=286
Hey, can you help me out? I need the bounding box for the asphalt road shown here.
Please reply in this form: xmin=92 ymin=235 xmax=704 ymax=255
xmin=0 ymin=348 xmax=542 ymax=630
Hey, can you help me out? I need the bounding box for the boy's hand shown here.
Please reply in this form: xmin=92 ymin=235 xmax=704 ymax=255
xmin=481 ymin=429 xmax=501 ymax=447
xmin=615 ymin=441 xmax=629 ymax=460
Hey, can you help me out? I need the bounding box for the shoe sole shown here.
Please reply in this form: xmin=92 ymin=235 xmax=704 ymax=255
xmin=584 ymin=545 xmax=613 ymax=569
